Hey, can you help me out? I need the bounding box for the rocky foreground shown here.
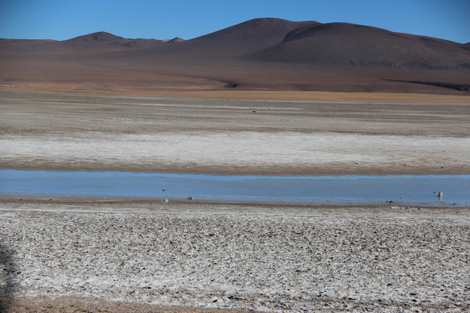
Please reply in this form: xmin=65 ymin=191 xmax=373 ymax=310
xmin=1 ymin=201 xmax=469 ymax=312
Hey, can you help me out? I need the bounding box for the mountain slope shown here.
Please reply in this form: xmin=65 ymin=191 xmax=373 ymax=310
xmin=247 ymin=22 xmax=470 ymax=69
xmin=101 ymin=18 xmax=470 ymax=70
xmin=0 ymin=18 xmax=469 ymax=94
xmin=180 ymin=18 xmax=318 ymax=55
xmin=120 ymin=18 xmax=319 ymax=65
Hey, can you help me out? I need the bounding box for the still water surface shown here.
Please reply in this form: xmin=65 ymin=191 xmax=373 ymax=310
xmin=0 ymin=170 xmax=469 ymax=206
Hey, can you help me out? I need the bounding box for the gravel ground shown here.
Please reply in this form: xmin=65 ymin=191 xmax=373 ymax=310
xmin=1 ymin=201 xmax=470 ymax=312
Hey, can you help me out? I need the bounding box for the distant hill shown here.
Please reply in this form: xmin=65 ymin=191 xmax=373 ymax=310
xmin=0 ymin=31 xmax=184 ymax=54
xmin=1 ymin=18 xmax=469 ymax=94
xmin=63 ymin=32 xmax=166 ymax=50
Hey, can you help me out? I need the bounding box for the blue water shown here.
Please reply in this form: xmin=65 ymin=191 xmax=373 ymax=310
xmin=0 ymin=170 xmax=469 ymax=206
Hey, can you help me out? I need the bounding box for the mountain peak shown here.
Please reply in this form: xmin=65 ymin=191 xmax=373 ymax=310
xmin=162 ymin=37 xmax=185 ymax=43
xmin=186 ymin=17 xmax=319 ymax=56
xmin=66 ymin=31 xmax=123 ymax=43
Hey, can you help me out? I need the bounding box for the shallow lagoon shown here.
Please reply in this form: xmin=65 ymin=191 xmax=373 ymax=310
xmin=0 ymin=170 xmax=469 ymax=206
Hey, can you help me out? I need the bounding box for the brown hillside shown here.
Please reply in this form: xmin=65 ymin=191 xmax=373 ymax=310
xmin=62 ymin=31 xmax=166 ymax=50
xmin=0 ymin=18 xmax=469 ymax=94
xmin=248 ymin=23 xmax=470 ymax=69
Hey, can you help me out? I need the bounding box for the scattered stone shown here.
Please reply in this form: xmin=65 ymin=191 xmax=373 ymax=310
xmin=187 ymin=196 xmax=194 ymax=200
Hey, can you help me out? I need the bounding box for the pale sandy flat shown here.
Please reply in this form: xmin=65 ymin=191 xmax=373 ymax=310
xmin=1 ymin=91 xmax=469 ymax=175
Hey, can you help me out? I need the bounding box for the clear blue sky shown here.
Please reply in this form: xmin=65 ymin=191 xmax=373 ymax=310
xmin=1 ymin=0 xmax=469 ymax=43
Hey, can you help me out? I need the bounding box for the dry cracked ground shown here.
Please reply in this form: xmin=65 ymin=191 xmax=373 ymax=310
xmin=1 ymin=203 xmax=470 ymax=312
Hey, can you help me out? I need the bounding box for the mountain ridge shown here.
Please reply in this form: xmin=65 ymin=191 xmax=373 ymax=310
xmin=2 ymin=18 xmax=469 ymax=68
xmin=0 ymin=18 xmax=469 ymax=94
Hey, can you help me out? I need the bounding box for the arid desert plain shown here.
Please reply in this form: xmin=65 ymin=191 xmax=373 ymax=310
xmin=1 ymin=89 xmax=470 ymax=313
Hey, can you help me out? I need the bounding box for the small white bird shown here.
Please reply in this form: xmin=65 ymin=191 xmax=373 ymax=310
xmin=162 ymin=198 xmax=169 ymax=203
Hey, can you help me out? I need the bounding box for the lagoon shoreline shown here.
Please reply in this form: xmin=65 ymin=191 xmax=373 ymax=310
xmin=1 ymin=91 xmax=470 ymax=312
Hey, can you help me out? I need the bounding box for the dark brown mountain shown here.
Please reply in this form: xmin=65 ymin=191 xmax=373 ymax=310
xmin=173 ymin=18 xmax=318 ymax=58
xmin=247 ymin=22 xmax=470 ymax=69
xmin=0 ymin=31 xmax=182 ymax=54
xmin=1 ymin=18 xmax=469 ymax=94
xmin=62 ymin=32 xmax=166 ymax=50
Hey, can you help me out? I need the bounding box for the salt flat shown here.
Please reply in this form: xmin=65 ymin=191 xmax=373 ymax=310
xmin=1 ymin=202 xmax=470 ymax=312
xmin=1 ymin=91 xmax=469 ymax=175
xmin=1 ymin=90 xmax=470 ymax=312
xmin=2 ymin=132 xmax=470 ymax=176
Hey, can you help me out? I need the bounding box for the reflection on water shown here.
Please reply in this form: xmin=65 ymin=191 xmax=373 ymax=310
xmin=0 ymin=170 xmax=469 ymax=206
